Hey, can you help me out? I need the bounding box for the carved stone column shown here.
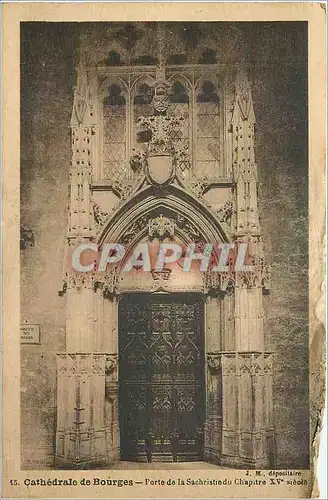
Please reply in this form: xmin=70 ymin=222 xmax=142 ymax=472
xmin=58 ymin=54 xmax=121 ymax=467
xmin=234 ymin=277 xmax=264 ymax=351
xmin=204 ymin=67 xmax=274 ymax=468
xmin=55 ymin=353 xmax=118 ymax=467
xmin=205 ymin=351 xmax=274 ymax=468
xmin=104 ymin=353 xmax=120 ymax=462
xmin=57 ymin=267 xmax=120 ymax=466
xmin=65 ymin=273 xmax=95 ymax=352
xmin=204 ymin=295 xmax=222 ymax=462
xmin=68 ymin=60 xmax=97 ymax=238
xmin=219 ymin=352 xmax=274 ymax=468
xmin=205 ymin=295 xmax=221 ymax=353
xmin=221 ymin=291 xmax=235 ymax=350
xmin=103 ymin=295 xmax=118 ymax=354
xmin=94 ymin=276 xmax=118 ymax=352
xmin=204 ymin=353 xmax=222 ymax=463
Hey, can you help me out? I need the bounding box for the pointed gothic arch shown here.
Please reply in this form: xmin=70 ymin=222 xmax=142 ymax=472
xmin=96 ymin=183 xmax=232 ymax=248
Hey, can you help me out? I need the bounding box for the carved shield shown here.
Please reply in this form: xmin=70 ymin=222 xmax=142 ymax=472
xmin=146 ymin=154 xmax=175 ymax=186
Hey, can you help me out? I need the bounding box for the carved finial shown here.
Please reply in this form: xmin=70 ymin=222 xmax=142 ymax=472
xmin=151 ymin=23 xmax=171 ymax=113
xmin=216 ymin=199 xmax=233 ymax=223
xmin=149 ymin=214 xmax=175 ymax=239
xmin=151 ymin=68 xmax=170 ymax=114
xmin=150 ymin=268 xmax=172 ymax=291
xmin=236 ymin=67 xmax=250 ymax=103
xmin=157 ymin=22 xmax=165 ymax=69
xmin=70 ymin=55 xmax=94 ymax=126
xmin=232 ymin=67 xmax=256 ymax=123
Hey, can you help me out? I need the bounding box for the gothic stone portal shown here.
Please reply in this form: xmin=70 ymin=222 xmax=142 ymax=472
xmin=56 ymin=32 xmax=275 ymax=468
xmin=119 ymin=293 xmax=205 ymax=462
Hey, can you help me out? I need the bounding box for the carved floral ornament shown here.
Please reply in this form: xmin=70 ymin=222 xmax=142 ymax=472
xmin=207 ymin=353 xmax=221 ymax=371
xmin=116 ymin=210 xmax=204 ymax=248
xmin=61 ymin=212 xmax=270 ymax=297
xmin=93 ymin=203 xmax=109 ymax=229
xmin=63 ymin=59 xmax=269 ymax=297
xmin=203 ymin=260 xmax=271 ymax=293
xmin=216 ymin=199 xmax=234 ymax=223
xmin=93 ymin=162 xmax=235 ymax=235
xmin=150 ymin=67 xmax=171 ymax=113
xmin=60 ymin=269 xmax=119 ymax=296
xmin=149 ymin=268 xmax=172 ymax=292
xmin=60 ymin=265 xmax=182 ymax=296
xmin=186 ymin=175 xmax=210 ymax=199
xmin=105 ymin=354 xmax=118 ymax=374
xmin=149 ymin=214 xmax=175 ymax=239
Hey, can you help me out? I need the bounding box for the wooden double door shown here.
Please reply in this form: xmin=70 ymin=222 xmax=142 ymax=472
xmin=119 ymin=293 xmax=205 ymax=462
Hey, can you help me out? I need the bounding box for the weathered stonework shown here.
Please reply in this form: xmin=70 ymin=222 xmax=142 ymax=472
xmin=20 ymin=22 xmax=308 ymax=470
xmin=55 ymin=24 xmax=274 ymax=467
xmin=55 ymin=353 xmax=119 ymax=468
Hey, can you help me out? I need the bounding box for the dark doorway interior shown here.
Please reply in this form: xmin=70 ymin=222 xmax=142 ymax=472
xmin=119 ymin=293 xmax=205 ymax=462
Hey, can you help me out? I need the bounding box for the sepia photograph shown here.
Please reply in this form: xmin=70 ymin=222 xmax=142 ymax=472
xmin=20 ymin=20 xmax=309 ymax=471
xmin=1 ymin=4 xmax=326 ymax=498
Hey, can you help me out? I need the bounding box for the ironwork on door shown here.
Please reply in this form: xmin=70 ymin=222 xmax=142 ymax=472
xmin=119 ymin=294 xmax=205 ymax=462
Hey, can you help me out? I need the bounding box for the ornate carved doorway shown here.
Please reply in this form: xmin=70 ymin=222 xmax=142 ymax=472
xmin=119 ymin=293 xmax=205 ymax=462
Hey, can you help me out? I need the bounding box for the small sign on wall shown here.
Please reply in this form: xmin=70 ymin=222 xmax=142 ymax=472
xmin=20 ymin=324 xmax=41 ymax=344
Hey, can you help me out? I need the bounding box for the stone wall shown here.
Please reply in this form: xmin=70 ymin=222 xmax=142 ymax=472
xmin=20 ymin=22 xmax=308 ymax=469
xmin=20 ymin=23 xmax=75 ymax=468
xmin=255 ymin=62 xmax=309 ymax=468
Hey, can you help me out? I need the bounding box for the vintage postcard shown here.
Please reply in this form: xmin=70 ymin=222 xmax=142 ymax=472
xmin=2 ymin=2 xmax=326 ymax=499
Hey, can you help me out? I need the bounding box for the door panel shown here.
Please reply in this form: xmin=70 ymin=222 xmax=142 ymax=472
xmin=119 ymin=294 xmax=204 ymax=462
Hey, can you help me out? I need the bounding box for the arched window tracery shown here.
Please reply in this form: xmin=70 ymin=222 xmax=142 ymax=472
xmin=98 ymin=70 xmax=223 ymax=181
xmin=196 ymin=80 xmax=220 ymax=177
xmin=167 ymin=78 xmax=191 ymax=176
xmin=103 ymin=83 xmax=127 ymax=180
xmin=133 ymin=82 xmax=154 ymax=142
xmin=131 ymin=81 xmax=155 ymax=152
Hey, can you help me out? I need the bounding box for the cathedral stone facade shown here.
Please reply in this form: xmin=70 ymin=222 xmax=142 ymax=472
xmin=20 ymin=22 xmax=309 ymax=470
